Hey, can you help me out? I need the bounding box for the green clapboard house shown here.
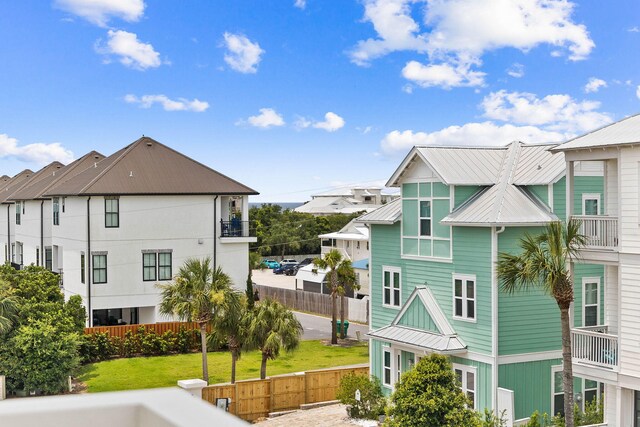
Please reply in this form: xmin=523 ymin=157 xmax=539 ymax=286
xmin=360 ymin=141 xmax=606 ymax=421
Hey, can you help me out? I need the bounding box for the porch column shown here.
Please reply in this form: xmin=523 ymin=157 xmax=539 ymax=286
xmin=566 ymin=160 xmax=574 ymax=219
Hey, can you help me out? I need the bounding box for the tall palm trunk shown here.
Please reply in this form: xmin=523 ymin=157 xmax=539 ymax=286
xmin=199 ymin=322 xmax=209 ymax=383
xmin=339 ymin=294 xmax=345 ymax=339
xmin=331 ymin=292 xmax=338 ymax=344
xmin=560 ymin=306 xmax=574 ymax=427
xmin=231 ymin=349 xmax=238 ymax=384
xmin=260 ymin=352 xmax=269 ymax=379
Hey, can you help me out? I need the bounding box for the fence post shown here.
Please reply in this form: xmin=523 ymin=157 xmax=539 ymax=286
xmin=0 ymin=375 xmax=5 ymax=401
xmin=177 ymin=379 xmax=208 ymax=399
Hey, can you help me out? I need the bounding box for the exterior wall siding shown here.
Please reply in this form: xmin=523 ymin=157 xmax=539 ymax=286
xmin=450 ymin=356 xmax=492 ymax=413
xmin=397 ymin=296 xmax=439 ymax=332
xmin=528 ymin=185 xmax=549 ymax=206
xmin=454 ymin=186 xmax=482 ymax=209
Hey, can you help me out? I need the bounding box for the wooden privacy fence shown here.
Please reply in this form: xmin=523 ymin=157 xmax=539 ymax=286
xmin=84 ymin=321 xmax=207 ymax=338
xmin=255 ymin=284 xmax=338 ymax=319
xmin=201 ymin=364 xmax=369 ymax=422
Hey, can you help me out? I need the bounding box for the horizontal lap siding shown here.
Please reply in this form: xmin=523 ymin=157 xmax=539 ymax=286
xmin=528 ymin=185 xmax=549 ymax=206
xmin=620 ymin=147 xmax=640 ymax=252
xmin=498 ymin=227 xmax=561 ymax=355
xmin=450 ymin=356 xmax=493 ymax=412
xmin=554 ymin=177 xmax=567 ymax=221
xmin=370 ymin=224 xmax=404 ymax=329
xmin=620 ymin=262 xmax=640 ymax=377
xmin=573 ymin=176 xmax=604 ymax=215
xmin=498 ymin=359 xmax=561 ymax=419
xmin=454 ymin=186 xmax=482 ymax=209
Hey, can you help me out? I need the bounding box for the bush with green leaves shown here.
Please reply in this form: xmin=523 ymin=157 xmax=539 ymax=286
xmin=336 ymin=373 xmax=386 ymax=420
xmin=481 ymin=409 xmax=507 ymax=427
xmin=0 ymin=265 xmax=83 ymax=395
xmin=384 ymin=354 xmax=480 ymax=427
xmin=550 ymin=398 xmax=604 ymax=427
xmin=525 ymin=411 xmax=553 ymax=427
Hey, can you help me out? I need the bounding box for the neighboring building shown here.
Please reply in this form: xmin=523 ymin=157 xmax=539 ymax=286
xmin=0 ymin=137 xmax=257 ymax=327
xmin=0 ymin=170 xmax=34 ymax=265
xmin=553 ymin=113 xmax=640 ymax=426
xmin=361 ymin=140 xmax=606 ymax=421
xmin=295 ymin=186 xmax=399 ymax=216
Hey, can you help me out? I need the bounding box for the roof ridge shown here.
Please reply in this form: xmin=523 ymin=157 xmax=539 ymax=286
xmin=558 ymin=112 xmax=640 ymax=148
xmin=78 ymin=140 xmax=141 ymax=194
xmin=491 ymin=142 xmax=521 ymax=221
xmin=8 ymin=162 xmax=65 ymax=200
xmin=36 ymin=151 xmax=105 ymax=198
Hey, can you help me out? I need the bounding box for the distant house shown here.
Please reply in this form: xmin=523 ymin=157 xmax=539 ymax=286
xmin=294 ymin=186 xmax=399 ymax=216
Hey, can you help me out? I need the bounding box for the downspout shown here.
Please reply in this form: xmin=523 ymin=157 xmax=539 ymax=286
xmin=40 ymin=200 xmax=44 ymax=266
xmin=492 ymin=225 xmax=506 ymax=412
xmin=87 ymin=197 xmax=92 ymax=327
xmin=6 ymin=205 xmax=10 ymax=263
xmin=213 ymin=195 xmax=218 ymax=270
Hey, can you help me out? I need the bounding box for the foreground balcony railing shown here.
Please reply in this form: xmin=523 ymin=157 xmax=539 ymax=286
xmin=220 ymin=220 xmax=255 ymax=238
xmin=571 ymin=325 xmax=618 ymax=370
xmin=573 ymin=215 xmax=618 ymax=250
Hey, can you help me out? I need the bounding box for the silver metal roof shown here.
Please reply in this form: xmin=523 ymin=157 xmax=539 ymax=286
xmin=356 ymin=198 xmax=401 ymax=224
xmin=368 ymin=325 xmax=467 ymax=353
xmin=553 ymin=113 xmax=640 ymax=152
xmin=441 ymin=184 xmax=558 ymax=226
xmin=512 ymin=144 xmax=565 ymax=185
xmin=319 ymin=219 xmax=369 ymax=240
xmin=416 ymin=146 xmax=505 ymax=185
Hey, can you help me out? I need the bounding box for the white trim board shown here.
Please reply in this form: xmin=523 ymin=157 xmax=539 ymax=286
xmin=498 ymin=350 xmax=562 ymax=365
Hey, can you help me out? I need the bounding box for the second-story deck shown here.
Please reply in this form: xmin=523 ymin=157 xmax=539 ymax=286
xmin=571 ymin=325 xmax=619 ymax=383
xmin=573 ymin=215 xmax=618 ymax=250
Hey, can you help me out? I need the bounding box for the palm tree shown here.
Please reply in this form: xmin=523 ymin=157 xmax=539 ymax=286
xmin=0 ymin=283 xmax=17 ymax=334
xmin=313 ymin=249 xmax=357 ymax=343
xmin=497 ymin=220 xmax=586 ymax=427
xmin=157 ymin=258 xmax=234 ymax=383
xmin=208 ymin=289 xmax=248 ymax=383
xmin=246 ymin=298 xmax=303 ymax=379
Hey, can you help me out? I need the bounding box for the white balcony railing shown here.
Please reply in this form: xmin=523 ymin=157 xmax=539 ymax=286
xmin=571 ymin=326 xmax=618 ymax=370
xmin=573 ymin=215 xmax=618 ymax=250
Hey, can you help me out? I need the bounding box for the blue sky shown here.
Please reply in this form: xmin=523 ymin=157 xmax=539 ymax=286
xmin=0 ymin=0 xmax=638 ymax=202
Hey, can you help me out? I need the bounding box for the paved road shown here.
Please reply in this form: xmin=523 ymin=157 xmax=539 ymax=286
xmin=294 ymin=311 xmax=369 ymax=341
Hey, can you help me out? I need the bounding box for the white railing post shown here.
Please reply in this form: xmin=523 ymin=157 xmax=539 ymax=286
xmin=573 ymin=216 xmax=618 ymax=250
xmin=571 ymin=327 xmax=619 ymax=370
xmin=178 ymin=379 xmax=208 ymax=399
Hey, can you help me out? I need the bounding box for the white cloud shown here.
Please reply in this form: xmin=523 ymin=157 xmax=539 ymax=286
xmin=402 ymin=60 xmax=485 ymax=88
xmin=584 ymin=77 xmax=607 ymax=93
xmin=54 ymin=0 xmax=144 ymax=27
xmin=245 ymin=108 xmax=285 ymax=128
xmin=124 ymin=94 xmax=209 ymax=112
xmin=313 ymin=112 xmax=345 ymax=132
xmin=629 ymin=26 xmax=639 ymax=33
xmin=351 ymin=0 xmax=594 ymax=88
xmin=96 ymin=30 xmax=162 ymax=70
xmin=637 ymin=85 xmax=640 ymax=100
xmin=294 ymin=0 xmax=306 ymax=9
xmin=380 ymin=123 xmax=566 ymax=154
xmin=223 ymin=32 xmax=264 ymax=74
xmin=481 ymin=90 xmax=612 ymax=133
xmin=507 ymin=63 xmax=525 ymax=78
xmin=0 ymin=134 xmax=74 ymax=165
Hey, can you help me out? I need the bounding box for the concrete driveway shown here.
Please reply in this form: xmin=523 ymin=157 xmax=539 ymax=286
xmin=295 ymin=311 xmax=369 ymax=341
xmin=252 ymin=269 xmax=296 ymax=290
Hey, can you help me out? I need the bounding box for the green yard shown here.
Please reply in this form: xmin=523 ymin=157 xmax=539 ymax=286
xmin=77 ymin=340 xmax=369 ymax=392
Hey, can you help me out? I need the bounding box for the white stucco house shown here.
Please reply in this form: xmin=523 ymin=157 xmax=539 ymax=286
xmin=3 ymin=137 xmax=258 ymax=326
xmin=295 ymin=186 xmax=399 ymax=216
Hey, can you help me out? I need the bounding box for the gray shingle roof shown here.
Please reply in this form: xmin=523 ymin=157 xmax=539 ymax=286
xmin=0 ymin=169 xmax=35 ymax=204
xmin=44 ymin=137 xmax=258 ymax=196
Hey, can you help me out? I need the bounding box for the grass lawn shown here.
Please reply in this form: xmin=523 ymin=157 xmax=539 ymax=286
xmin=77 ymin=340 xmax=369 ymax=392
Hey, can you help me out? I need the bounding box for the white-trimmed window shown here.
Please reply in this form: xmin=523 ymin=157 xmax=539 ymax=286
xmin=15 ymin=202 xmax=21 ymax=225
xmin=383 ymin=266 xmax=401 ymax=308
xmin=453 ymin=364 xmax=476 ymax=409
xmin=583 ymin=379 xmax=603 ymax=408
xmin=396 ymin=351 xmax=402 ymax=383
xmin=383 ymin=347 xmax=392 ymax=387
xmin=453 ymin=274 xmax=476 ymax=321
xmin=53 ymin=197 xmax=60 ymax=225
xmin=582 ymin=193 xmax=600 ymax=216
xmin=583 ymin=277 xmax=600 ymax=327
xmin=552 ymin=366 xmax=564 ymax=417
xmin=419 ymin=200 xmax=431 ymax=236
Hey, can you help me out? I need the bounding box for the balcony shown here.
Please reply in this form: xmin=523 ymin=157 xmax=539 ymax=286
xmin=571 ymin=325 xmax=618 ymax=371
xmin=573 ymin=215 xmax=618 ymax=251
xmin=219 ymin=220 xmax=256 ymax=243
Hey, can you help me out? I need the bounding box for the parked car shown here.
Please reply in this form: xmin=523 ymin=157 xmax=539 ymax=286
xmin=284 ymin=265 xmax=300 ymax=276
xmin=280 ymin=259 xmax=298 ymax=266
xmin=298 ymin=257 xmax=314 ymax=266
xmin=260 ymin=259 xmax=280 ymax=269
xmin=274 ymin=264 xmax=297 ymax=275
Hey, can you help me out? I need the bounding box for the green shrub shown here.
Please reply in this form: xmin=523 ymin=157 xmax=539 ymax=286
xmin=524 ymin=411 xmax=552 ymax=427
xmin=162 ymin=330 xmax=177 ymax=352
xmin=384 ymin=354 xmax=480 ymax=427
xmin=122 ymin=330 xmax=140 ymax=357
xmin=175 ymin=326 xmax=194 ymax=353
xmin=336 ymin=373 xmax=386 ymax=420
xmin=481 ymin=409 xmax=507 ymax=427
xmin=140 ymin=329 xmax=168 ymax=356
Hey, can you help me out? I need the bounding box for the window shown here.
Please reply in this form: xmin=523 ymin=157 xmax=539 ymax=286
xmin=552 ymin=367 xmax=564 ymax=417
xmin=53 ymin=197 xmax=60 ymax=225
xmin=36 ymin=248 xmax=40 ymax=266
xmin=583 ymin=379 xmax=602 ymax=407
xmin=583 ymin=278 xmax=600 ymax=327
xmin=383 ymin=266 xmax=401 ymax=308
xmin=419 ymin=200 xmax=431 ymax=236
xmin=93 ymin=254 xmax=107 ymax=284
xmin=158 ymin=252 xmax=172 ymax=280
xmin=396 ymin=352 xmax=401 ymax=383
xmin=15 ymin=242 xmax=23 ymax=265
xmin=15 ymin=202 xmax=20 ymax=225
xmin=11 ymin=243 xmax=15 ymax=262
xmin=383 ymin=347 xmax=392 ymax=386
xmin=62 ymin=197 xmax=65 ymax=213
xmin=143 ymin=253 xmax=157 ymax=281
xmin=453 ymin=364 xmax=476 ymax=409
xmin=453 ymin=274 xmax=476 ymax=321
xmin=45 ymin=247 xmax=52 ymax=270
xmin=105 ymin=197 xmax=119 ymax=228
xmin=582 ymin=194 xmax=600 ymax=216
xmin=80 ymin=253 xmax=85 ymax=284
xmin=367 ymin=242 xmax=369 ymax=250
xmin=357 ymin=241 xmax=360 ymax=250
